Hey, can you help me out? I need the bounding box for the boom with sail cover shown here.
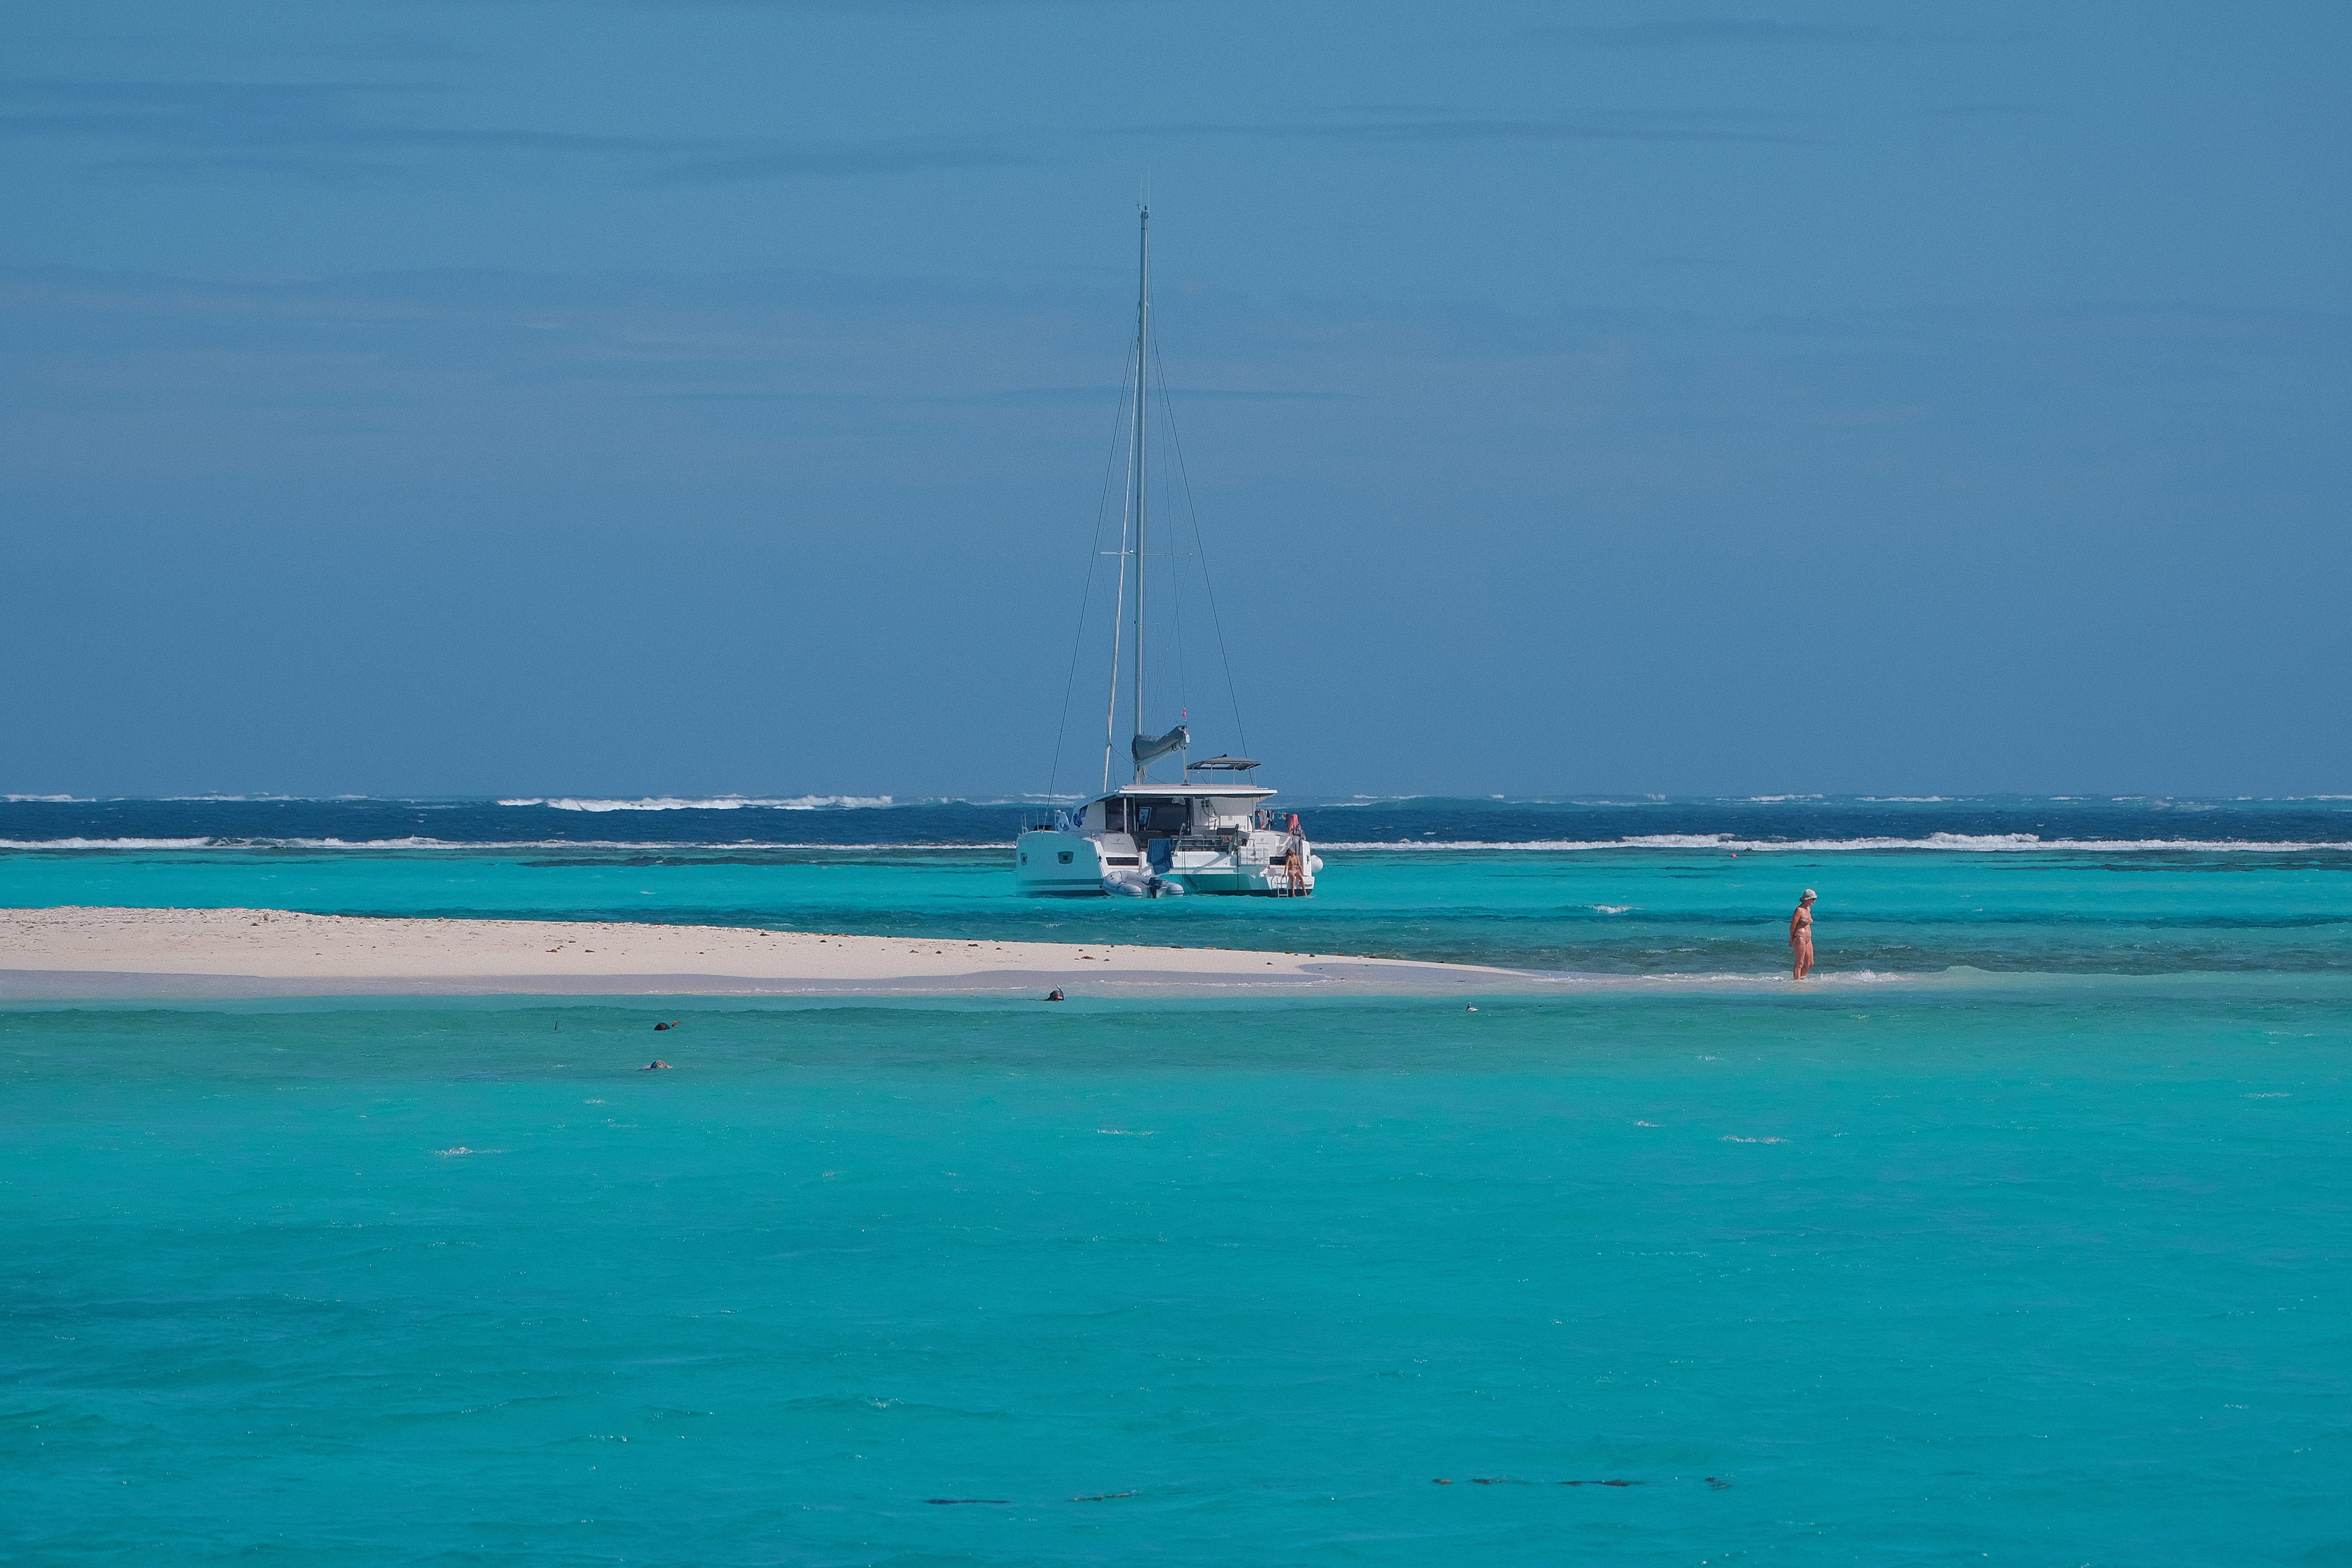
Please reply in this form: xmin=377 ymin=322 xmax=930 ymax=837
xmin=1131 ymin=724 xmax=1190 ymax=768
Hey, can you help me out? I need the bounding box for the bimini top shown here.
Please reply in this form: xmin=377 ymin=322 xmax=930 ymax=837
xmin=1185 ymin=755 xmax=1261 ymax=771
xmin=1086 ymin=781 xmax=1276 ymax=805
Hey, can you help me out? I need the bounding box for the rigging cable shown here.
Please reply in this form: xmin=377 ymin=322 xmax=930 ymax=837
xmin=1154 ymin=354 xmax=1192 ymax=749
xmin=1152 ymin=338 xmax=1251 ymax=757
xmin=1045 ymin=341 xmax=1139 ymax=804
xmin=1100 ymin=338 xmax=1141 ymax=794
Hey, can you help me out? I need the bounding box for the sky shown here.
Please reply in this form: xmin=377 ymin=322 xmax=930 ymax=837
xmin=3 ymin=0 xmax=2346 ymax=799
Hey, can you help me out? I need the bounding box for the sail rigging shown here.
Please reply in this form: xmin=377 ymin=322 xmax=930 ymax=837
xmin=1052 ymin=206 xmax=1251 ymax=799
xmin=1016 ymin=210 xmax=1319 ymax=899
xmin=1130 ymin=205 xmax=1152 ymax=783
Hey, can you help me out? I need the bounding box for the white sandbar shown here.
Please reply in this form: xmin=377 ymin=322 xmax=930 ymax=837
xmin=0 ymin=906 xmax=1534 ymax=999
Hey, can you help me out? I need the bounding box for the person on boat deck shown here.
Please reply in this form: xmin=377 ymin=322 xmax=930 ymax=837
xmin=1790 ymin=890 xmax=1818 ymax=981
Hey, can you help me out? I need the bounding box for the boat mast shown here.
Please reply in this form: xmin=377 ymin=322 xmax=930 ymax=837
xmin=1130 ymin=204 xmax=1150 ymax=782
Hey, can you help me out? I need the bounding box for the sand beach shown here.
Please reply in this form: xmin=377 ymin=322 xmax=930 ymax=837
xmin=0 ymin=905 xmax=1527 ymax=1000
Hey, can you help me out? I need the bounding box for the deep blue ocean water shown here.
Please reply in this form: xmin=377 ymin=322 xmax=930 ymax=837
xmin=4 ymin=798 xmax=2349 ymax=1564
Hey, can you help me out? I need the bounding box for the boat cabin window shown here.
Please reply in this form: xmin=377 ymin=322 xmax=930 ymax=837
xmin=1109 ymin=798 xmax=1193 ymax=837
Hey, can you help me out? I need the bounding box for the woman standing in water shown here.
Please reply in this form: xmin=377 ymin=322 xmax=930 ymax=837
xmin=1790 ymin=889 xmax=1818 ymax=980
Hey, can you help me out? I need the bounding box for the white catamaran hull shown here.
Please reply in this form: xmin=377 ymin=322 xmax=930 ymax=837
xmin=1015 ymin=786 xmax=1320 ymax=898
xmin=1015 ymin=829 xmax=1318 ymax=896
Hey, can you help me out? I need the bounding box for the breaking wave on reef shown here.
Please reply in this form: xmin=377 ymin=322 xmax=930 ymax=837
xmin=1320 ymin=834 xmax=2352 ymax=853
xmin=496 ymin=795 xmax=896 ymax=812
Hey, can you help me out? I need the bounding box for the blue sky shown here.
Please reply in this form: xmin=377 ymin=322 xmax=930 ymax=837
xmin=3 ymin=2 xmax=2346 ymax=798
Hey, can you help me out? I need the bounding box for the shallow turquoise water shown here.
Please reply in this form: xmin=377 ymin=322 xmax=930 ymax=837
xmin=5 ymin=842 xmax=2347 ymax=974
xmin=6 ymin=986 xmax=2349 ymax=1565
xmin=6 ymin=833 xmax=2351 ymax=1562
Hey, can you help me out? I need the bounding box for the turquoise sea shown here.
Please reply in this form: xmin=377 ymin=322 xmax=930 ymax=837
xmin=5 ymin=798 xmax=2349 ymax=1564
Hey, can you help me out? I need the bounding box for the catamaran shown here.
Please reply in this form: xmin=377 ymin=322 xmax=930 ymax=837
xmin=1015 ymin=209 xmax=1320 ymax=899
